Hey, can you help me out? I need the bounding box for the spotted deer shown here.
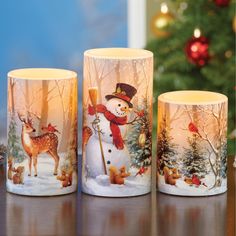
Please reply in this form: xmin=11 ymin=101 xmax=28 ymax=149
xmin=18 ymin=113 xmax=60 ymax=177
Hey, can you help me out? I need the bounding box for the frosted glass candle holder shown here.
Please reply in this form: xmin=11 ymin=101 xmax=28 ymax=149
xmin=7 ymin=68 xmax=78 ymax=196
xmin=82 ymin=48 xmax=153 ymax=197
xmin=157 ymin=90 xmax=228 ymax=196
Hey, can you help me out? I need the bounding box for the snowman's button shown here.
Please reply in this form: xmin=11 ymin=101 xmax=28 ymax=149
xmin=110 ymin=134 xmax=112 ymax=137
xmin=108 ymin=149 xmax=112 ymax=153
xmin=107 ymin=161 xmax=111 ymax=165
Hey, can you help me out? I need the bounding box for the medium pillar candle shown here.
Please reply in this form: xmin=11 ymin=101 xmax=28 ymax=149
xmin=7 ymin=68 xmax=78 ymax=196
xmin=82 ymin=48 xmax=153 ymax=197
xmin=157 ymin=90 xmax=228 ymax=196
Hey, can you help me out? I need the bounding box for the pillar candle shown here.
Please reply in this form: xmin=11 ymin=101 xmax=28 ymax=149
xmin=82 ymin=48 xmax=153 ymax=197
xmin=7 ymin=68 xmax=78 ymax=196
xmin=157 ymin=90 xmax=228 ymax=196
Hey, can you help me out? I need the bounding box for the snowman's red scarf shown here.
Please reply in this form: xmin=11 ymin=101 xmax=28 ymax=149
xmin=88 ymin=104 xmax=127 ymax=150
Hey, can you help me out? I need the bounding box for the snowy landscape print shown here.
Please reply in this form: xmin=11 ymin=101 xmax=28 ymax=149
xmin=7 ymin=69 xmax=78 ymax=196
xmin=82 ymin=49 xmax=153 ymax=197
xmin=157 ymin=91 xmax=228 ymax=196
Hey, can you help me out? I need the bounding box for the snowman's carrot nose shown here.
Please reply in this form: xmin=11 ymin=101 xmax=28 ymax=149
xmin=121 ymin=107 xmax=129 ymax=112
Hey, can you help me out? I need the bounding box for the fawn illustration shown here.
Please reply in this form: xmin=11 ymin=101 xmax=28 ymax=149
xmin=18 ymin=113 xmax=60 ymax=177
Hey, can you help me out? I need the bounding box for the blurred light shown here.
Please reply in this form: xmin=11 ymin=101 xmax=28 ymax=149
xmin=194 ymin=28 xmax=201 ymax=38
xmin=161 ymin=3 xmax=168 ymax=14
xmin=155 ymin=18 xmax=167 ymax=28
xmin=225 ymin=50 xmax=232 ymax=58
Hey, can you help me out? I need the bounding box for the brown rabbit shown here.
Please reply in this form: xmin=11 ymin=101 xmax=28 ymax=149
xmin=13 ymin=166 xmax=25 ymax=184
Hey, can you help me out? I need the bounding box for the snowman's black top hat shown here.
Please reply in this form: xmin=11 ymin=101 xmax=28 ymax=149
xmin=105 ymin=83 xmax=137 ymax=108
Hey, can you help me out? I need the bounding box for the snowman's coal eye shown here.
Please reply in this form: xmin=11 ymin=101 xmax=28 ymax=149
xmin=118 ymin=104 xmax=121 ymax=107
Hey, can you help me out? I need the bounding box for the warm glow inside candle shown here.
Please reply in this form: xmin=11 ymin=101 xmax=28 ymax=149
xmin=84 ymin=48 xmax=153 ymax=59
xmin=8 ymin=68 xmax=77 ymax=80
xmin=158 ymin=90 xmax=227 ymax=104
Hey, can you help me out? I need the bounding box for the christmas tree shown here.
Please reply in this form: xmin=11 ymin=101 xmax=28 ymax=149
xmin=157 ymin=115 xmax=178 ymax=175
xmin=127 ymin=100 xmax=152 ymax=169
xmin=147 ymin=0 xmax=235 ymax=154
xmin=0 ymin=144 xmax=7 ymax=162
xmin=220 ymin=142 xmax=227 ymax=178
xmin=181 ymin=134 xmax=208 ymax=178
xmin=8 ymin=116 xmax=25 ymax=163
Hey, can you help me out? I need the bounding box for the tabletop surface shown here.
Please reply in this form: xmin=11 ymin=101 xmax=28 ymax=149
xmin=0 ymin=158 xmax=235 ymax=236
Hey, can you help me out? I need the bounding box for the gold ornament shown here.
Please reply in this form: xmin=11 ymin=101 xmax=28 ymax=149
xmin=225 ymin=50 xmax=232 ymax=58
xmin=138 ymin=130 xmax=146 ymax=148
xmin=151 ymin=3 xmax=174 ymax=38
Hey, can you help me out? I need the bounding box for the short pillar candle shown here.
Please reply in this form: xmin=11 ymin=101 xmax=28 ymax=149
xmin=157 ymin=90 xmax=228 ymax=196
xmin=82 ymin=48 xmax=153 ymax=197
xmin=7 ymin=68 xmax=78 ymax=196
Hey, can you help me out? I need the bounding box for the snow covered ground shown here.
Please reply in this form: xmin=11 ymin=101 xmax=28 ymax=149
xmin=82 ymin=167 xmax=151 ymax=197
xmin=7 ymin=153 xmax=77 ymax=196
xmin=158 ymin=174 xmax=227 ymax=196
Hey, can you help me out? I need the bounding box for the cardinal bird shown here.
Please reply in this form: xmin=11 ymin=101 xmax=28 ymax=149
xmin=192 ymin=175 xmax=201 ymax=186
xmin=42 ymin=123 xmax=60 ymax=134
xmin=135 ymin=166 xmax=148 ymax=176
xmin=188 ymin=122 xmax=199 ymax=133
xmin=135 ymin=110 xmax=145 ymax=117
xmin=184 ymin=175 xmax=207 ymax=187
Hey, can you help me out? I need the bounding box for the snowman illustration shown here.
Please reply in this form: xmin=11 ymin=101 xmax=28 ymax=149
xmin=85 ymin=83 xmax=137 ymax=178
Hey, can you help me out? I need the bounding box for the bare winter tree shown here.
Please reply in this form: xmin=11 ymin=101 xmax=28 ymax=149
xmin=85 ymin=57 xmax=116 ymax=103
xmin=185 ymin=104 xmax=227 ymax=188
xmin=8 ymin=77 xmax=16 ymax=116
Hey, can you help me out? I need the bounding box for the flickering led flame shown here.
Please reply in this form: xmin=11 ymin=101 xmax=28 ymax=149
xmin=194 ymin=28 xmax=201 ymax=38
xmin=161 ymin=3 xmax=168 ymax=14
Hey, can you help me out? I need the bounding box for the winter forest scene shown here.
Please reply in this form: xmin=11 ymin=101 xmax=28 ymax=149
xmin=157 ymin=99 xmax=228 ymax=196
xmin=82 ymin=51 xmax=153 ymax=196
xmin=7 ymin=75 xmax=78 ymax=196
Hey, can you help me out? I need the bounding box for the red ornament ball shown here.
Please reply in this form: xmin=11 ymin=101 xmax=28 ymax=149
xmin=185 ymin=36 xmax=210 ymax=67
xmin=214 ymin=0 xmax=230 ymax=7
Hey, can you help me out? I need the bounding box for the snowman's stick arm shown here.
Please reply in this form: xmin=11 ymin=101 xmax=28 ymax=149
xmin=94 ymin=112 xmax=107 ymax=175
xmin=126 ymin=116 xmax=141 ymax=125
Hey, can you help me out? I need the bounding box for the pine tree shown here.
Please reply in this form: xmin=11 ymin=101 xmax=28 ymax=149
xmin=127 ymin=101 xmax=152 ymax=169
xmin=8 ymin=116 xmax=25 ymax=163
xmin=146 ymin=0 xmax=235 ymax=154
xmin=220 ymin=142 xmax=227 ymax=178
xmin=0 ymin=144 xmax=7 ymax=157
xmin=0 ymin=144 xmax=7 ymax=162
xmin=181 ymin=134 xmax=208 ymax=178
xmin=157 ymin=115 xmax=178 ymax=175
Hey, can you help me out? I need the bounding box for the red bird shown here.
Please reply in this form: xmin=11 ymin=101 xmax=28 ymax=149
xmin=135 ymin=166 xmax=148 ymax=176
xmin=192 ymin=175 xmax=207 ymax=187
xmin=42 ymin=123 xmax=60 ymax=134
xmin=188 ymin=122 xmax=199 ymax=133
xmin=192 ymin=175 xmax=201 ymax=186
xmin=135 ymin=110 xmax=145 ymax=117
